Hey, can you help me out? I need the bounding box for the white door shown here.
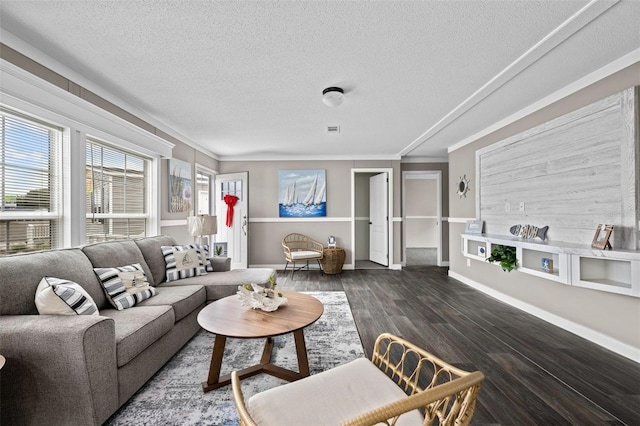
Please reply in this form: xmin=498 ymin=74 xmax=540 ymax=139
xmin=214 ymin=172 xmax=248 ymax=269
xmin=369 ymin=172 xmax=388 ymax=266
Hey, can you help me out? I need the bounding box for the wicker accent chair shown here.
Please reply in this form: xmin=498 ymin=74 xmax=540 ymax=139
xmin=282 ymin=233 xmax=324 ymax=278
xmin=231 ymin=333 xmax=485 ymax=426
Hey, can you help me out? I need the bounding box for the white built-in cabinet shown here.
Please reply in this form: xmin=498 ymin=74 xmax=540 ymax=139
xmin=462 ymin=234 xmax=640 ymax=297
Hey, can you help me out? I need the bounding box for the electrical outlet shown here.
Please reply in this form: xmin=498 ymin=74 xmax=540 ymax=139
xmin=467 ymin=258 xmax=471 ymax=267
xmin=519 ymin=202 xmax=525 ymax=212
xmin=505 ymin=202 xmax=510 ymax=213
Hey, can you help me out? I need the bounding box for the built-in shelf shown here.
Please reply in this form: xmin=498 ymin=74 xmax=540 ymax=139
xmin=462 ymin=233 xmax=640 ymax=297
xmin=571 ymin=256 xmax=639 ymax=297
xmin=518 ymin=246 xmax=570 ymax=284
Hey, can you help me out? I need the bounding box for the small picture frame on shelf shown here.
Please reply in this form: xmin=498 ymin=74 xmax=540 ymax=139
xmin=464 ymin=220 xmax=484 ymax=234
xmin=591 ymin=224 xmax=613 ymax=250
xmin=477 ymin=246 xmax=486 ymax=258
xmin=541 ymin=258 xmax=553 ymax=273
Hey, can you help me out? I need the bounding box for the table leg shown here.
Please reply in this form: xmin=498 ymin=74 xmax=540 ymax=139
xmin=293 ymin=329 xmax=310 ymax=377
xmin=260 ymin=336 xmax=274 ymax=364
xmin=202 ymin=334 xmax=226 ymax=392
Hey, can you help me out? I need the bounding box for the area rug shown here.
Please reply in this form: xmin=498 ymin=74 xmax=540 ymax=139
xmin=105 ymin=291 xmax=364 ymax=425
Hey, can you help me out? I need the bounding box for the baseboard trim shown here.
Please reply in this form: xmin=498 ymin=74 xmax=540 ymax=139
xmin=448 ymin=270 xmax=640 ymax=363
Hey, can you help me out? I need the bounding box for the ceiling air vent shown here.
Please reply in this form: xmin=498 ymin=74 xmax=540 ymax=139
xmin=326 ymin=125 xmax=341 ymax=134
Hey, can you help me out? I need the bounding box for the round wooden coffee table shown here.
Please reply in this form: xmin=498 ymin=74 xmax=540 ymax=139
xmin=197 ymin=290 xmax=324 ymax=392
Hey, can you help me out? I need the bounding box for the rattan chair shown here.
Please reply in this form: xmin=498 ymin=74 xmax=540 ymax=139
xmin=282 ymin=233 xmax=324 ymax=278
xmin=232 ymin=333 xmax=485 ymax=426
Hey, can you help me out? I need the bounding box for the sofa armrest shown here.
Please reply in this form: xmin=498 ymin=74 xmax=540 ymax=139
xmin=0 ymin=315 xmax=119 ymax=426
xmin=210 ymin=256 xmax=231 ymax=272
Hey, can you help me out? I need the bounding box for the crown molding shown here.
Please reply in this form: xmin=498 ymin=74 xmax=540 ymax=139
xmin=400 ymin=0 xmax=619 ymax=157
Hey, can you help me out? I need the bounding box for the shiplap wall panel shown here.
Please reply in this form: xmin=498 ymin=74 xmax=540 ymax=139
xmin=477 ymin=87 xmax=638 ymax=249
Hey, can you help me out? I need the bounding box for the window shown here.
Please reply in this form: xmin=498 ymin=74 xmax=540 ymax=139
xmin=196 ymin=169 xmax=212 ymax=215
xmin=0 ymin=108 xmax=62 ymax=255
xmin=86 ymin=138 xmax=149 ymax=242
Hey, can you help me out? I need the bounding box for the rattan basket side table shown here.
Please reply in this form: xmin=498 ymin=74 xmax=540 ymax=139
xmin=321 ymin=247 xmax=345 ymax=274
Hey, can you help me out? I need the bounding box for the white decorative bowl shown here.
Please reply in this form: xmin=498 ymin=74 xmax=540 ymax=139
xmin=237 ymin=284 xmax=287 ymax=312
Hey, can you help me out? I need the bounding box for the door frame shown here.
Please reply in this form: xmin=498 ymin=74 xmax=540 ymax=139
xmin=402 ymin=170 xmax=442 ymax=267
xmin=351 ymin=168 xmax=395 ymax=270
xmin=214 ymin=171 xmax=249 ymax=269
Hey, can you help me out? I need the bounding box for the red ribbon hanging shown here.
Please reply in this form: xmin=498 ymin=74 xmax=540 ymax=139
xmin=224 ymin=194 xmax=239 ymax=227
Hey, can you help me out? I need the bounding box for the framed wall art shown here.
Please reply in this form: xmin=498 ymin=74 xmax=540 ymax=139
xmin=279 ymin=169 xmax=326 ymax=217
xmin=168 ymin=158 xmax=192 ymax=213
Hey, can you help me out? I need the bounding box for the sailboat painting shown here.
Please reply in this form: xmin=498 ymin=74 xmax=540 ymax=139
xmin=279 ymin=169 xmax=326 ymax=217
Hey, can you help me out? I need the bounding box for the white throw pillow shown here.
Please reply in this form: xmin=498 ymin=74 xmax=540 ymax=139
xmin=35 ymin=277 xmax=99 ymax=316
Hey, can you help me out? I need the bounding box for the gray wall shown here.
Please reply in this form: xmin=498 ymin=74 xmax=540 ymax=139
xmin=448 ymin=62 xmax=640 ymax=351
xmin=219 ymin=160 xmax=402 ymax=267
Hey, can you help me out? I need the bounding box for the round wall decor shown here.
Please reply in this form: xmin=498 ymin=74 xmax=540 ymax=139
xmin=457 ymin=175 xmax=470 ymax=198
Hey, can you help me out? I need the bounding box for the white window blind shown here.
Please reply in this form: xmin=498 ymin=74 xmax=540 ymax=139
xmin=0 ymin=107 xmax=62 ymax=255
xmin=86 ymin=138 xmax=149 ymax=242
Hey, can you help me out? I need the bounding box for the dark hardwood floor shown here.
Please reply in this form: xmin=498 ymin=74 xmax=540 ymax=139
xmin=277 ymin=266 xmax=640 ymax=425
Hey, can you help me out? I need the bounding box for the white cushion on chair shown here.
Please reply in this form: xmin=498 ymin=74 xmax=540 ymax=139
xmin=248 ymin=358 xmax=423 ymax=426
xmin=290 ymin=250 xmax=322 ymax=260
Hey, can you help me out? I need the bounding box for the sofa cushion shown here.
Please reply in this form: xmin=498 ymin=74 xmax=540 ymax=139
xmin=158 ymin=268 xmax=276 ymax=301
xmin=137 ymin=285 xmax=205 ymax=322
xmin=82 ymin=239 xmax=156 ymax=286
xmin=100 ymin=305 xmax=174 ymax=367
xmin=35 ymin=277 xmax=99 ymax=316
xmin=0 ymin=248 xmax=107 ymax=315
xmin=134 ymin=235 xmax=178 ymax=285
xmin=161 ymin=245 xmax=208 ymax=282
xmin=94 ymin=263 xmax=158 ymax=310
xmin=248 ymin=358 xmax=423 ymax=426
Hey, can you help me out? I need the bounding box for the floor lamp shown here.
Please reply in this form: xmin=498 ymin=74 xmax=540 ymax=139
xmin=187 ymin=214 xmax=217 ymax=246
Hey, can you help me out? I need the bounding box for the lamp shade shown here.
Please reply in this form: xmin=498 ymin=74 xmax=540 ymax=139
xmin=187 ymin=215 xmax=217 ymax=237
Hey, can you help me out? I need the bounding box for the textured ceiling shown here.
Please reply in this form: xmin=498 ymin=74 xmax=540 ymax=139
xmin=1 ymin=1 xmax=639 ymax=160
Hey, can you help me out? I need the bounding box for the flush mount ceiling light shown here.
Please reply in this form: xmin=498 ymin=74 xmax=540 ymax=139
xmin=322 ymin=87 xmax=344 ymax=107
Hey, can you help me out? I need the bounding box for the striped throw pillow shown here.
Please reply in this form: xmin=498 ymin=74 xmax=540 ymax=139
xmin=161 ymin=244 xmax=209 ymax=282
xmin=35 ymin=277 xmax=99 ymax=316
xmin=93 ymin=263 xmax=157 ymax=310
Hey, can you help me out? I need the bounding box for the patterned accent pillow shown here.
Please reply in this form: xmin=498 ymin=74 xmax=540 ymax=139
xmin=161 ymin=245 xmax=209 ymax=282
xmin=35 ymin=277 xmax=99 ymax=316
xmin=194 ymin=243 xmax=215 ymax=272
xmin=93 ymin=263 xmax=158 ymax=310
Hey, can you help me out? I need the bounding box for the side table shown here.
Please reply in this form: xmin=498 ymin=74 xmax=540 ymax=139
xmin=321 ymin=247 xmax=345 ymax=274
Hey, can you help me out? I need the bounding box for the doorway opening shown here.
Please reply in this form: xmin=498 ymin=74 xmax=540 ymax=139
xmin=351 ymin=168 xmax=393 ymax=270
xmin=402 ymin=171 xmax=442 ymax=267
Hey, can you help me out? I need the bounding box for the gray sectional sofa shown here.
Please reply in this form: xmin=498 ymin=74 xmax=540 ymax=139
xmin=0 ymin=235 xmax=275 ymax=425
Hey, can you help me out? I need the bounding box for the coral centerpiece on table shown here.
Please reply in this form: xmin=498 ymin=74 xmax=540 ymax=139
xmin=237 ymin=277 xmax=287 ymax=312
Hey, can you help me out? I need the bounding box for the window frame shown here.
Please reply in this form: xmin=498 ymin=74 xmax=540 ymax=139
xmin=85 ymin=137 xmax=152 ymax=243
xmin=195 ymin=163 xmax=216 ymax=216
xmin=0 ymin=107 xmax=64 ymax=253
xmin=1 ymin=62 xmax=171 ymax=250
